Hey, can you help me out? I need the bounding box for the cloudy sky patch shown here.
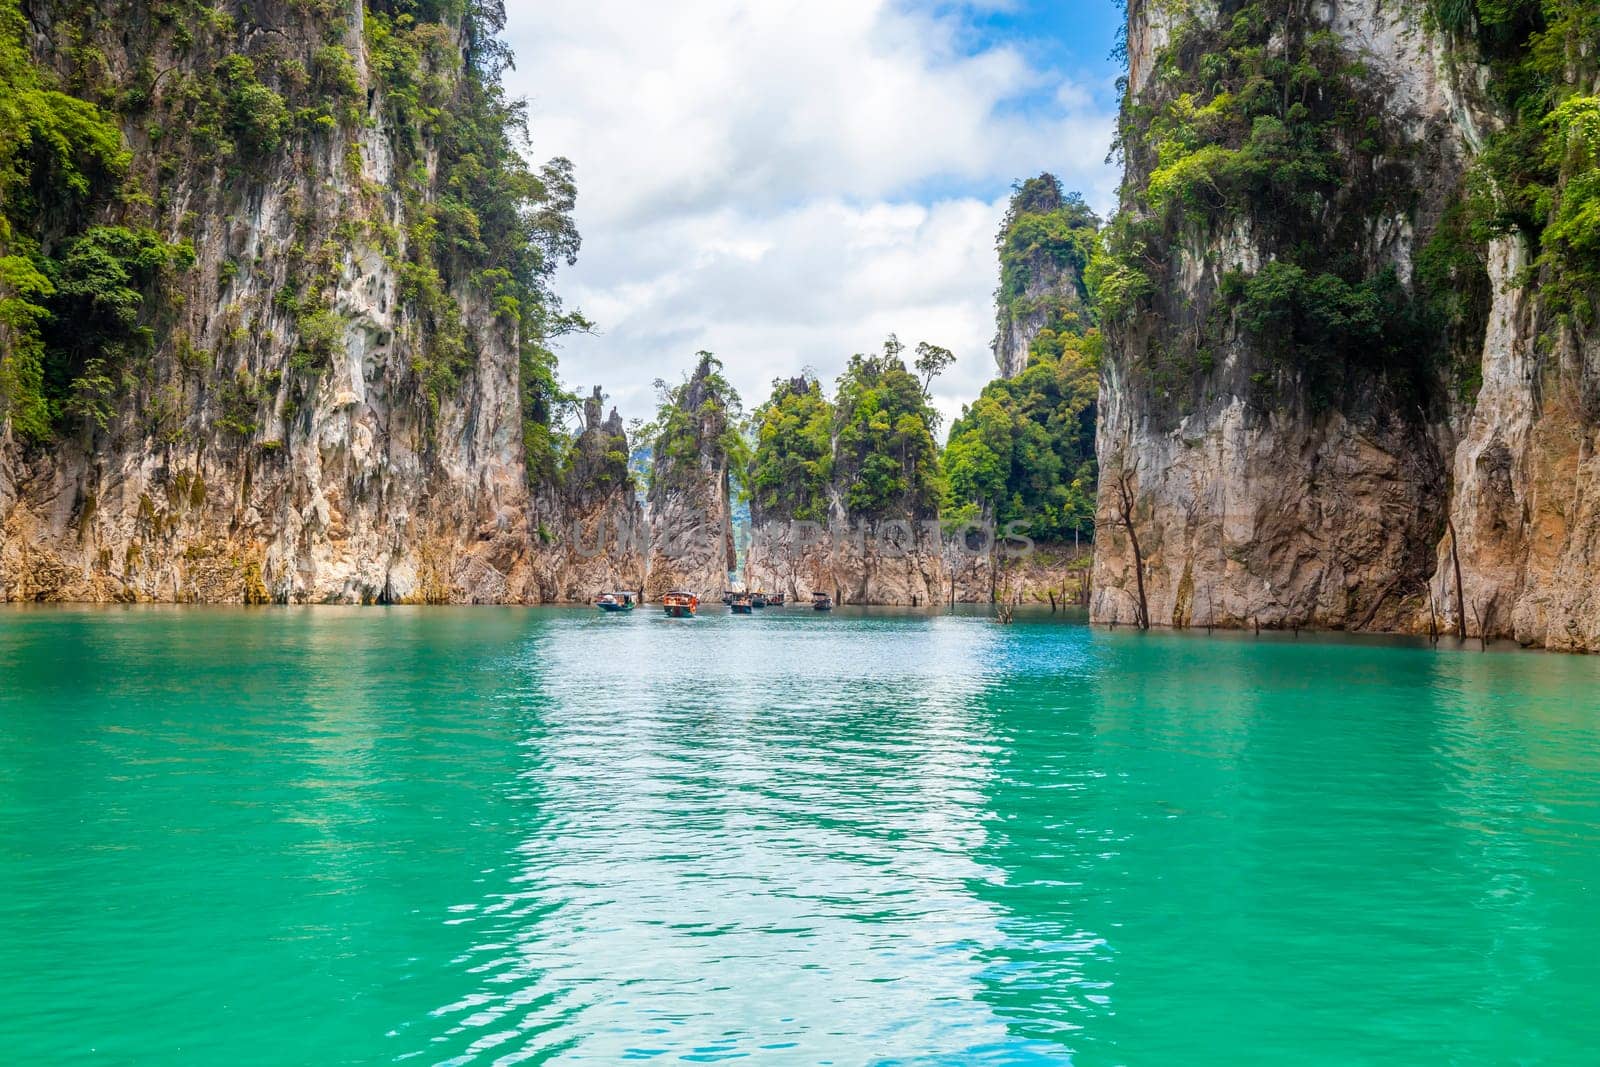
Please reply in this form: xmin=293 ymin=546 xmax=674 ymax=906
xmin=501 ymin=0 xmax=1121 ymax=431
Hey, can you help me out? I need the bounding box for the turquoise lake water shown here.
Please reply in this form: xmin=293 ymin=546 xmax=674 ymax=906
xmin=2 ymin=605 xmax=1598 ymax=1064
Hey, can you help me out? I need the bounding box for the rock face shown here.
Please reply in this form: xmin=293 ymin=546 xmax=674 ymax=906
xmin=645 ymin=356 xmax=738 ymax=600
xmin=992 ymin=176 xmax=1092 ymax=378
xmin=1445 ymin=251 xmax=1600 ymax=651
xmin=744 ymin=518 xmax=945 ymax=607
xmin=540 ymin=387 xmax=647 ymax=602
xmin=0 ymin=0 xmax=576 ymax=603
xmin=1092 ymin=0 xmax=1600 ymax=649
xmin=742 ymin=371 xmax=945 ymax=606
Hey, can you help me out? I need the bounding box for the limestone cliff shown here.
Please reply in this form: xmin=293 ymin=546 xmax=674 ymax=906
xmin=992 ymin=175 xmax=1095 ymax=378
xmin=537 ymin=387 xmax=646 ymax=602
xmin=1093 ymin=0 xmax=1600 ymax=649
xmin=743 ymin=360 xmax=945 ymax=606
xmin=945 ymin=175 xmax=1100 ymax=606
xmin=645 ymin=354 xmax=738 ymax=600
xmin=743 ymin=517 xmax=945 ymax=607
xmin=0 ymin=0 xmax=578 ymax=603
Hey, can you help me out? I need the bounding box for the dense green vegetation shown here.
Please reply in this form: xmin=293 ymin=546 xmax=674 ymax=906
xmin=942 ymin=176 xmax=1102 ymax=544
xmin=743 ymin=337 xmax=946 ymax=523
xmin=1092 ymin=0 xmax=1473 ymax=409
xmin=995 ymin=174 xmax=1098 ymax=338
xmin=0 ymin=0 xmax=175 ymax=439
xmin=1430 ymin=0 xmax=1600 ymax=326
xmin=832 ymin=337 xmax=944 ymax=519
xmin=748 ymin=375 xmax=833 ymax=522
xmin=942 ymin=330 xmax=1099 ymax=543
xmin=40 ymin=226 xmax=196 ymax=431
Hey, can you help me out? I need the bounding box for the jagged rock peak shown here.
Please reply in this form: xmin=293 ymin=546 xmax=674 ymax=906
xmin=992 ymin=173 xmax=1096 ymax=378
xmin=645 ymin=353 xmax=741 ymax=598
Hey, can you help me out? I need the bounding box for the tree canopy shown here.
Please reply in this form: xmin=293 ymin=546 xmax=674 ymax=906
xmin=943 ymin=329 xmax=1099 ymax=542
xmin=944 ymin=175 xmax=1104 ymax=545
xmin=748 ymin=374 xmax=833 ymax=522
xmin=831 ymin=336 xmax=943 ymax=520
xmin=649 ymin=352 xmax=749 ymax=499
xmin=746 ymin=336 xmax=947 ymax=524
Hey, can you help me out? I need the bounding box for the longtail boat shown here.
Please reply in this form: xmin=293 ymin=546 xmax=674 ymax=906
xmin=662 ymin=591 xmax=699 ymax=618
xmin=768 ymin=592 xmax=785 ymax=607
xmin=813 ymin=592 xmax=833 ymax=611
xmin=731 ymin=593 xmax=754 ymax=615
xmin=751 ymin=592 xmax=768 ymax=609
xmin=595 ymin=591 xmax=636 ymax=613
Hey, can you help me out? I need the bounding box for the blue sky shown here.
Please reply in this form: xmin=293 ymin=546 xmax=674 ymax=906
xmin=502 ymin=0 xmax=1125 ymax=432
xmin=950 ymin=0 xmax=1125 ymax=99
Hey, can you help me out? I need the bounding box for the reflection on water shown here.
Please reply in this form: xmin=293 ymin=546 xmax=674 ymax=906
xmin=2 ymin=606 xmax=1599 ymax=1064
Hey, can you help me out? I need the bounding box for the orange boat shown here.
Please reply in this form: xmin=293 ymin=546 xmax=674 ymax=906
xmin=662 ymin=590 xmax=699 ymax=618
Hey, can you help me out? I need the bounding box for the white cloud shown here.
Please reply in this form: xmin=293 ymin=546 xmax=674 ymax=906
xmin=500 ymin=0 xmax=1118 ymax=435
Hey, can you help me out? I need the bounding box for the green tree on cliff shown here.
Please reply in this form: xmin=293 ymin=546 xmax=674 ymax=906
xmin=649 ymin=351 xmax=749 ymax=496
xmin=943 ymin=329 xmax=1100 ymax=543
xmin=832 ymin=336 xmax=943 ymax=519
xmin=944 ymin=174 xmax=1103 ymax=544
xmin=748 ymin=374 xmax=834 ymax=522
xmin=995 ymin=174 xmax=1100 ymax=339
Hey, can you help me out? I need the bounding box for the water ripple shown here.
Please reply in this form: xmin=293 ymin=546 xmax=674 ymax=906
xmin=2 ymin=606 xmax=1599 ymax=1063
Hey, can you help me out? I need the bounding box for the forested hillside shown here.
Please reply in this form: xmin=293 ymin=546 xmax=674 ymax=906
xmin=943 ymin=174 xmax=1100 ymax=548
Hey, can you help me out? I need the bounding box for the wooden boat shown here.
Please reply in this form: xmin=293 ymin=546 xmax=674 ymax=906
xmin=662 ymin=591 xmax=699 ymax=618
xmin=812 ymin=592 xmax=833 ymax=611
xmin=751 ymin=592 xmax=768 ymax=609
xmin=731 ymin=593 xmax=754 ymax=615
xmin=767 ymin=592 xmax=785 ymax=607
xmin=595 ymin=591 xmax=636 ymax=613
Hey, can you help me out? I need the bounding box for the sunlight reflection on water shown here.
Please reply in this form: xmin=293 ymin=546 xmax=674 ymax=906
xmin=2 ymin=605 xmax=1599 ymax=1064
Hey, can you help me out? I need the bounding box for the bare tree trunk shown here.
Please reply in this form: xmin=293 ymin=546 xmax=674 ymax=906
xmin=1472 ymin=597 xmax=1495 ymax=651
xmin=1116 ymin=470 xmax=1150 ymax=631
xmin=994 ymin=558 xmax=1016 ymax=624
xmin=1448 ymin=519 xmax=1467 ymax=641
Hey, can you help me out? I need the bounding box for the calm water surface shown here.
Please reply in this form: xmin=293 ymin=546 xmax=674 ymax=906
xmin=1 ymin=606 xmax=1598 ymax=1064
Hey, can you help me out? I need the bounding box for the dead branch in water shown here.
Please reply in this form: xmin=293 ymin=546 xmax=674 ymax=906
xmin=1472 ymin=597 xmax=1496 ymax=651
xmin=1105 ymin=467 xmax=1149 ymax=631
xmin=1448 ymin=519 xmax=1467 ymax=641
xmin=1426 ymin=581 xmax=1439 ymax=645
